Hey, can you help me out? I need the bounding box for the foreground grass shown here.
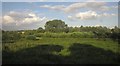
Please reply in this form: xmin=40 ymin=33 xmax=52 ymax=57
xmin=3 ymin=38 xmax=119 ymax=64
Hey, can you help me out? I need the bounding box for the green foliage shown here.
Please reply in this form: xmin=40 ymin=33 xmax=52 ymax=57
xmin=35 ymin=32 xmax=94 ymax=38
xmin=2 ymin=31 xmax=21 ymax=43
xmin=26 ymin=35 xmax=36 ymax=40
xmin=70 ymin=32 xmax=94 ymax=38
xmin=37 ymin=27 xmax=45 ymax=33
xmin=45 ymin=19 xmax=68 ymax=32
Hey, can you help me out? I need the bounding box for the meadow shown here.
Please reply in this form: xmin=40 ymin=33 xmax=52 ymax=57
xmin=2 ymin=37 xmax=119 ymax=64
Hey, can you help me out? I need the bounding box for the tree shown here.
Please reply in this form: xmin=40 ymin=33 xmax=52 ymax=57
xmin=45 ymin=19 xmax=68 ymax=32
xmin=110 ymin=26 xmax=120 ymax=42
xmin=37 ymin=27 xmax=45 ymax=33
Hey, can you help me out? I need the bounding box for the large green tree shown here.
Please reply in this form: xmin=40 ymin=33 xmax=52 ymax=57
xmin=45 ymin=19 xmax=68 ymax=32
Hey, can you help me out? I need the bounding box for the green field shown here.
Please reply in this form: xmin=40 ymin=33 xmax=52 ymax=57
xmin=3 ymin=38 xmax=119 ymax=64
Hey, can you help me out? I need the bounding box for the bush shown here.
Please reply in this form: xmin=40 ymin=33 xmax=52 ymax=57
xmin=2 ymin=31 xmax=21 ymax=43
xmin=70 ymin=32 xmax=94 ymax=38
xmin=35 ymin=33 xmax=44 ymax=37
xmin=26 ymin=35 xmax=36 ymax=40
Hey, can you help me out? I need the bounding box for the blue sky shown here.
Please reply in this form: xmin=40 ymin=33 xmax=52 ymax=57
xmin=2 ymin=2 xmax=118 ymax=30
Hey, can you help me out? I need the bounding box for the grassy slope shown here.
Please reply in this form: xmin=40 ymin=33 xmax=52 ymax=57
xmin=3 ymin=38 xmax=119 ymax=64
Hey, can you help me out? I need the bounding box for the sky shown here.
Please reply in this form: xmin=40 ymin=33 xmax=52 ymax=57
xmin=1 ymin=0 xmax=119 ymax=2
xmin=1 ymin=1 xmax=119 ymax=30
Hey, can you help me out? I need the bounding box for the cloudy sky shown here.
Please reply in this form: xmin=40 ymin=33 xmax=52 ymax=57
xmin=2 ymin=2 xmax=118 ymax=30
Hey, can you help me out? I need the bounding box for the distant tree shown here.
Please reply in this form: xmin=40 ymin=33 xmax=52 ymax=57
xmin=80 ymin=25 xmax=83 ymax=28
xmin=110 ymin=26 xmax=120 ymax=41
xmin=38 ymin=27 xmax=43 ymax=30
xmin=64 ymin=27 xmax=69 ymax=33
xmin=37 ymin=27 xmax=45 ymax=33
xmin=45 ymin=19 xmax=68 ymax=32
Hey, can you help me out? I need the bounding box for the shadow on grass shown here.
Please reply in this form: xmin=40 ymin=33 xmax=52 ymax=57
xmin=67 ymin=43 xmax=119 ymax=64
xmin=2 ymin=43 xmax=119 ymax=64
xmin=3 ymin=45 xmax=64 ymax=64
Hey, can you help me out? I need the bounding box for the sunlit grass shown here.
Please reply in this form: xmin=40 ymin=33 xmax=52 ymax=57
xmin=3 ymin=38 xmax=119 ymax=53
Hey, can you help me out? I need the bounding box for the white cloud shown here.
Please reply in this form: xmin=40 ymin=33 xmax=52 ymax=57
xmin=94 ymin=24 xmax=101 ymax=27
xmin=40 ymin=5 xmax=65 ymax=11
xmin=3 ymin=11 xmax=46 ymax=26
xmin=100 ymin=13 xmax=116 ymax=17
xmin=40 ymin=3 xmax=88 ymax=13
xmin=75 ymin=10 xmax=98 ymax=20
xmin=99 ymin=6 xmax=110 ymax=11
xmin=68 ymin=15 xmax=72 ymax=19
xmin=68 ymin=10 xmax=116 ymax=20
xmin=40 ymin=2 xmax=117 ymax=13
xmin=21 ymin=13 xmax=41 ymax=25
xmin=63 ymin=3 xmax=86 ymax=12
xmin=3 ymin=15 xmax=15 ymax=24
xmin=67 ymin=15 xmax=76 ymax=20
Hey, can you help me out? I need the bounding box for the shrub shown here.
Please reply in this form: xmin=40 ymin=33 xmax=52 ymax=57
xmin=35 ymin=33 xmax=44 ymax=37
xmin=2 ymin=31 xmax=21 ymax=43
xmin=26 ymin=35 xmax=36 ymax=40
xmin=70 ymin=32 xmax=94 ymax=38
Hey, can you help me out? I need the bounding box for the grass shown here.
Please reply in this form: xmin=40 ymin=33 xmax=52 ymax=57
xmin=2 ymin=38 xmax=119 ymax=64
xmin=34 ymin=32 xmax=94 ymax=38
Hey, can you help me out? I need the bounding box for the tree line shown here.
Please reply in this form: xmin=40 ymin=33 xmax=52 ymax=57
xmin=2 ymin=19 xmax=120 ymax=43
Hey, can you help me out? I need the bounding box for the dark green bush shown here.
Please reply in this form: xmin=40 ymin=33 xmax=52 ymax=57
xmin=2 ymin=31 xmax=21 ymax=43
